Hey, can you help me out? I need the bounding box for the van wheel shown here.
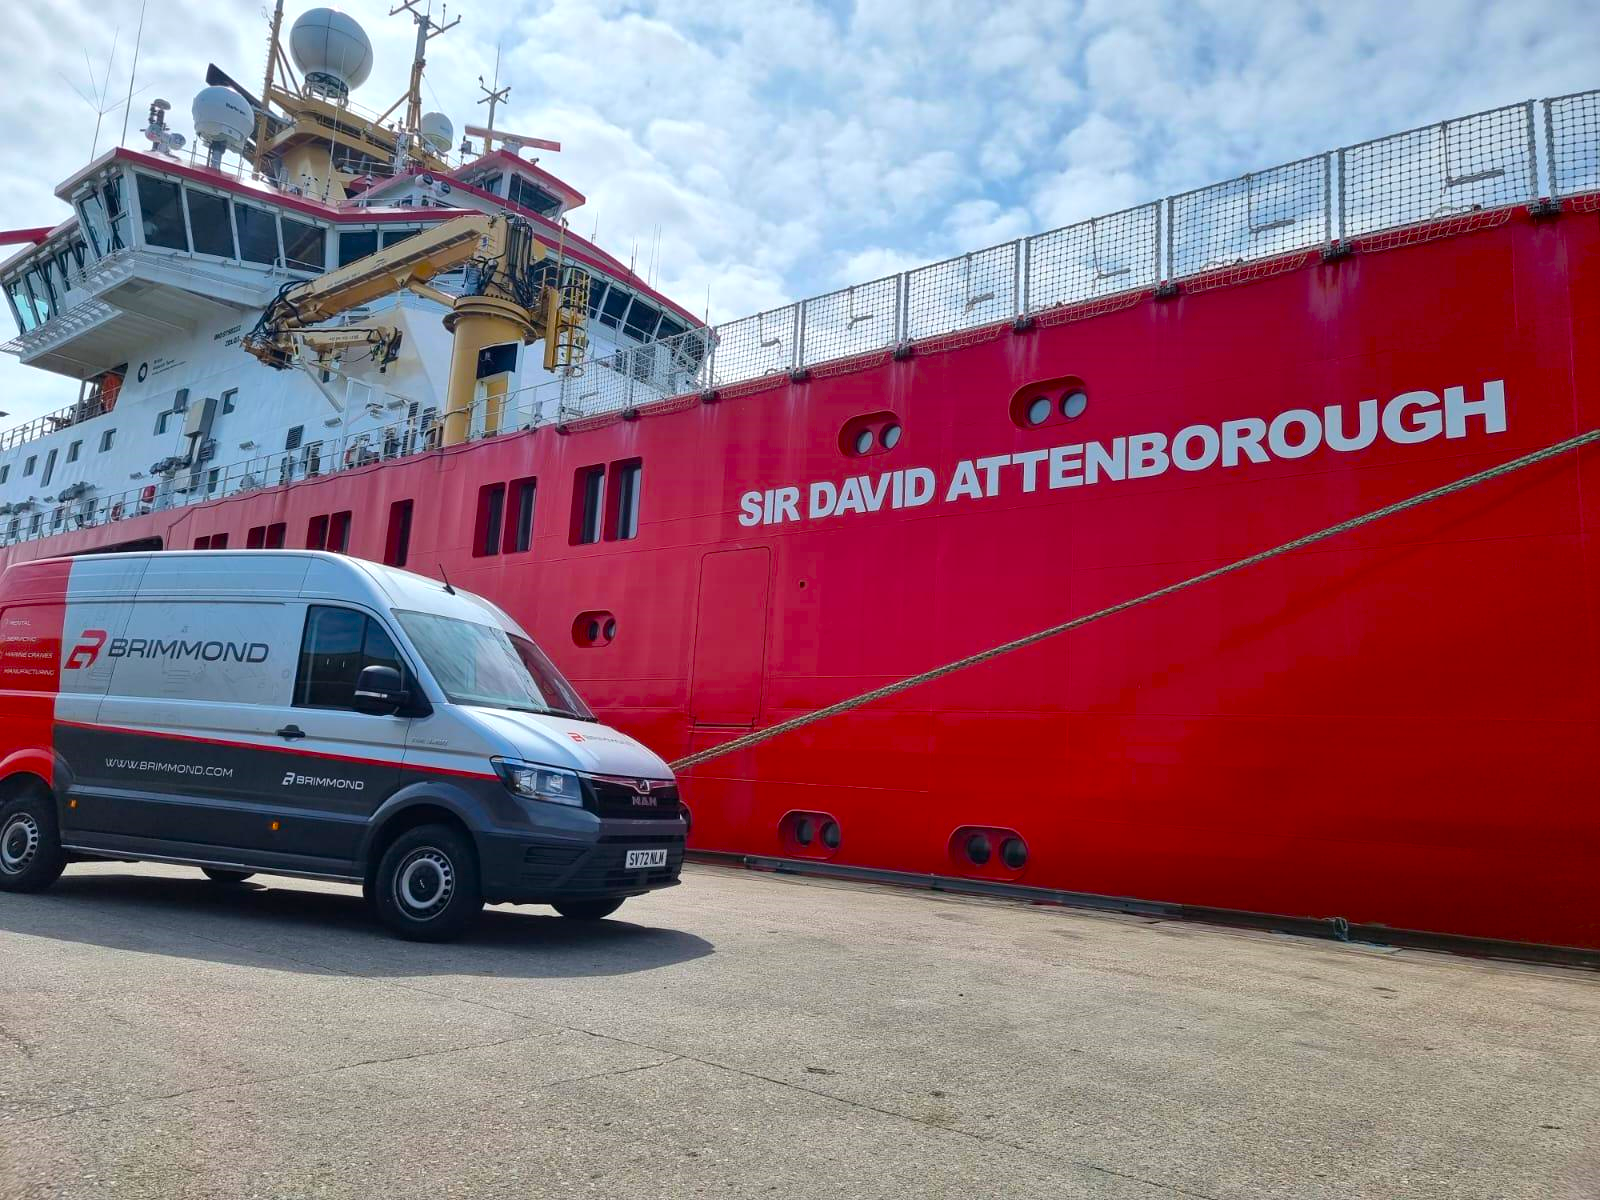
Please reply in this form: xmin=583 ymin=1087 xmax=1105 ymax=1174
xmin=373 ymin=825 xmax=483 ymax=942
xmin=553 ymin=898 xmax=625 ymax=921
xmin=0 ymin=793 xmax=66 ymax=894
xmin=202 ymin=869 xmax=254 ymax=884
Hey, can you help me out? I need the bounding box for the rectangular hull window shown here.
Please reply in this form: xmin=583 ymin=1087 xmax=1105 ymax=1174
xmin=385 ymin=499 xmax=413 ymax=567
xmin=510 ymin=477 xmax=536 ymax=553
xmin=572 ymin=466 xmax=604 ymax=544
xmin=610 ymin=460 xmax=642 ymax=540
xmin=475 ymin=484 xmax=505 ymax=557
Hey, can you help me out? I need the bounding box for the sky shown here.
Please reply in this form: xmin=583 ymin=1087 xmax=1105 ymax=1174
xmin=0 ymin=0 xmax=1595 ymax=423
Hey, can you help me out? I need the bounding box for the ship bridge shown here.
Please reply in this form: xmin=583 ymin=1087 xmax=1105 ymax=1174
xmin=0 ymin=149 xmax=352 ymax=381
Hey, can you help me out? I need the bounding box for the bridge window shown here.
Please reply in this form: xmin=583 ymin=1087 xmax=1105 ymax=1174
xmin=234 ymin=203 xmax=280 ymax=265
xmin=5 ymin=281 xmax=36 ymax=332
xmin=24 ymin=269 xmax=54 ymax=324
xmin=185 ymin=189 xmax=236 ymax=259
xmin=599 ymin=288 xmax=629 ymax=330
xmin=623 ymin=301 xmax=661 ymax=343
xmin=508 ymin=175 xmax=561 ymax=217
xmin=381 ymin=227 xmax=421 ymax=249
xmin=280 ymin=216 xmax=325 ymax=272
xmin=103 ymin=176 xmax=130 ymax=252
xmin=136 ymin=175 xmax=188 ymax=251
xmin=338 ymin=229 xmax=377 ymax=267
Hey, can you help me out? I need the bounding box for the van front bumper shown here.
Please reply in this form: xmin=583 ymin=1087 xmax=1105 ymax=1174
xmin=476 ymin=819 xmax=687 ymax=905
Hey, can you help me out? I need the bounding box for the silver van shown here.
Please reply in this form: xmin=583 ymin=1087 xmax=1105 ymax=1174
xmin=0 ymin=551 xmax=685 ymax=940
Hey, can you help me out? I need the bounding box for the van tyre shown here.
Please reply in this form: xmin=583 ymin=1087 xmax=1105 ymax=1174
xmin=373 ymin=824 xmax=482 ymax=942
xmin=202 ymin=868 xmax=254 ymax=884
xmin=553 ymin=898 xmax=625 ymax=921
xmin=0 ymin=793 xmax=66 ymax=894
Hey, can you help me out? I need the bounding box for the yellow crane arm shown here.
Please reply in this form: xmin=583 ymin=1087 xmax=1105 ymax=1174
xmin=242 ymin=213 xmax=515 ymax=369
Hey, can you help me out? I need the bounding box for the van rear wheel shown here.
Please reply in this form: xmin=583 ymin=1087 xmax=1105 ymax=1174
xmin=553 ymin=898 xmax=625 ymax=921
xmin=373 ymin=824 xmax=483 ymax=942
xmin=0 ymin=793 xmax=66 ymax=894
xmin=201 ymin=868 xmax=254 ymax=884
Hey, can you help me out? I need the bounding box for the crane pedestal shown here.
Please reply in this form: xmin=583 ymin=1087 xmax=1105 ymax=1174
xmin=441 ymin=294 xmax=536 ymax=447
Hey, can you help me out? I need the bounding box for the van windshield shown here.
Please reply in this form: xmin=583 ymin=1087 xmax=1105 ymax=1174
xmin=395 ymin=610 xmax=595 ymax=720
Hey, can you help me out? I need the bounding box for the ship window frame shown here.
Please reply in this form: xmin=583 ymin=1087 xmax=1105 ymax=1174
xmin=234 ymin=201 xmax=282 ymax=266
xmin=599 ymin=287 xmax=630 ymax=330
xmin=508 ymin=476 xmax=536 ymax=553
xmin=184 ymin=186 xmax=238 ymax=260
xmin=279 ymin=214 xmax=326 ymax=273
xmin=608 ymin=459 xmax=642 ymax=542
xmin=134 ymin=173 xmax=189 ymax=253
xmin=67 ymin=440 xmax=81 ymax=464
xmin=338 ymin=228 xmax=378 ymax=267
xmin=102 ymin=175 xmax=130 ymax=253
xmin=221 ymin=388 xmax=238 ymax=414
xmin=384 ymin=499 xmax=413 ymax=567
xmin=99 ymin=429 xmax=115 ymax=453
xmin=0 ymin=465 xmax=8 ymax=484
xmin=23 ymin=455 xmax=35 ymax=477
xmin=572 ymin=465 xmax=605 ymax=545
xmin=40 ymin=448 xmax=57 ymax=488
xmin=474 ymin=482 xmax=506 ymax=557
xmin=76 ymin=189 xmax=110 ymax=260
xmin=623 ymin=301 xmax=661 ymax=343
xmin=4 ymin=279 xmax=35 ymax=333
xmin=23 ymin=269 xmax=54 ymax=326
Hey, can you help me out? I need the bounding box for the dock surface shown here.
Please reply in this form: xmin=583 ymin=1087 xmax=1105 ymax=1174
xmin=1 ymin=862 xmax=1596 ymax=1198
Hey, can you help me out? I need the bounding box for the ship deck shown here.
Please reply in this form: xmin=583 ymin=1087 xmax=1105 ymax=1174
xmin=2 ymin=864 xmax=1595 ymax=1198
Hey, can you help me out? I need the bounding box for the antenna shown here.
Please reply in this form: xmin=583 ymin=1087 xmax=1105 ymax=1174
xmin=118 ymin=0 xmax=149 ymax=148
xmin=61 ymin=29 xmax=125 ymax=159
xmin=438 ymin=563 xmax=456 ymax=595
xmin=477 ymin=45 xmax=510 ymax=136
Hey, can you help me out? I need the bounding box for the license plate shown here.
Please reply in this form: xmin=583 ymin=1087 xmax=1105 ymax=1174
xmin=625 ymin=849 xmax=668 ymax=869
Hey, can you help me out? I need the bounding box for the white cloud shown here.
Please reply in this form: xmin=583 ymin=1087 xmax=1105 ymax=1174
xmin=0 ymin=0 xmax=1595 ymax=423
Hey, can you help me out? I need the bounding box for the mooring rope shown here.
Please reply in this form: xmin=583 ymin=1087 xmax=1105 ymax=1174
xmin=669 ymin=427 xmax=1600 ymax=772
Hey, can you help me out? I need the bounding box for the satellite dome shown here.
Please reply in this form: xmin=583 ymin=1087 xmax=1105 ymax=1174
xmin=192 ymin=87 xmax=253 ymax=151
xmin=288 ymin=8 xmax=373 ymax=99
xmin=419 ymin=111 xmax=454 ymax=155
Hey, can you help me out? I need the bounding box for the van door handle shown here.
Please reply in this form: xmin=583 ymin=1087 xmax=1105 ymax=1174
xmin=275 ymin=724 xmax=307 ymax=741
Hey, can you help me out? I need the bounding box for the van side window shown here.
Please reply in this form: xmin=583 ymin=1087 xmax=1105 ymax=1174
xmin=294 ymin=606 xmax=404 ymax=710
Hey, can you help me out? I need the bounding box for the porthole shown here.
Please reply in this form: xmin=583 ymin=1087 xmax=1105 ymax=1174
xmin=1010 ymin=376 xmax=1089 ymax=430
xmin=571 ymin=610 xmax=618 ymax=647
xmin=966 ymin=833 xmax=991 ymax=865
xmin=949 ymin=825 xmax=1029 ymax=878
xmin=1001 ymin=837 xmax=1028 ymax=869
xmin=839 ymin=411 xmax=902 ymax=458
xmin=780 ymin=810 xmax=840 ymax=859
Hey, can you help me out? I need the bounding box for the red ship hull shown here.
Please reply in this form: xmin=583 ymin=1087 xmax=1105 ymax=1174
xmin=5 ymin=207 xmax=1598 ymax=950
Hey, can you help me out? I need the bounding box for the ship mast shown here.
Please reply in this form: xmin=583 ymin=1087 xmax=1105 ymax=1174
xmin=251 ymin=0 xmax=286 ymax=175
xmin=477 ymin=47 xmax=510 ymax=144
xmin=379 ymin=0 xmax=459 ymax=137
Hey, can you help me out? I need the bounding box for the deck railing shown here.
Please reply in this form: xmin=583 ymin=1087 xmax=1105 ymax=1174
xmin=0 ymin=89 xmax=1596 ymax=549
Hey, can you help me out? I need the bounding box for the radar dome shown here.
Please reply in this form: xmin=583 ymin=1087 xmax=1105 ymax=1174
xmin=419 ymin=112 xmax=454 ymax=154
xmin=192 ymin=87 xmax=253 ymax=151
xmin=288 ymin=8 xmax=373 ymax=99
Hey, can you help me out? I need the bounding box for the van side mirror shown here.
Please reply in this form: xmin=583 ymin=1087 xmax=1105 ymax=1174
xmin=353 ymin=665 xmax=409 ymax=715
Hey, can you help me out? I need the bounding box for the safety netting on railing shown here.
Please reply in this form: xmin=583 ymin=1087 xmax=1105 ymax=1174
xmin=903 ymin=242 xmax=1018 ymax=341
xmin=1024 ymin=203 xmax=1159 ymax=314
xmin=709 ymin=304 xmax=798 ymax=387
xmin=1339 ymin=101 xmax=1538 ymax=239
xmin=1168 ymin=155 xmax=1330 ymax=283
xmin=1547 ymin=89 xmax=1600 ymax=208
xmin=800 ymin=274 xmax=900 ymax=367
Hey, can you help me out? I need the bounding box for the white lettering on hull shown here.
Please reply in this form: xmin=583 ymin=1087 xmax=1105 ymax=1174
xmin=736 ymin=379 xmax=1510 ymax=528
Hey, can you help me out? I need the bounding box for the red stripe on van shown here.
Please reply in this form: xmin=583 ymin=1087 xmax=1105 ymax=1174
xmin=52 ymin=718 xmax=498 ymax=781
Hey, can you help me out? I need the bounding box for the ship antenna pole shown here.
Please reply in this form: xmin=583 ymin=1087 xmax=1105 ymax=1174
xmin=118 ymin=0 xmax=148 ymax=149
xmin=477 ymin=45 xmax=510 ymax=138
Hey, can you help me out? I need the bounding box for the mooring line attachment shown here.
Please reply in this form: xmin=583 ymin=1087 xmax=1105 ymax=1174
xmin=670 ymin=427 xmax=1600 ymax=773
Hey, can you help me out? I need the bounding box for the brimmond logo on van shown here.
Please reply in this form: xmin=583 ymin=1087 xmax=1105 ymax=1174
xmin=64 ymin=629 xmax=269 ymax=669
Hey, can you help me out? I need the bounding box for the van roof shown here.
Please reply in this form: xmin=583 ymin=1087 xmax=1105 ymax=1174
xmin=9 ymin=551 xmax=527 ymax=635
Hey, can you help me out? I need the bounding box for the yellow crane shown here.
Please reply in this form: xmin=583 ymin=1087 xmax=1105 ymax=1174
xmin=243 ymin=212 xmax=588 ymax=446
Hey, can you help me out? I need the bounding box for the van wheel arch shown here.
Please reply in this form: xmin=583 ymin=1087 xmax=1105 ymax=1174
xmin=363 ymin=802 xmax=475 ymax=896
xmin=0 ymin=770 xmax=54 ymax=808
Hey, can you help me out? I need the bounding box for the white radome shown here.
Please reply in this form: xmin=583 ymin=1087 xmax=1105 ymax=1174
xmin=419 ymin=112 xmax=454 ymax=154
xmin=288 ymin=8 xmax=374 ymax=94
xmin=191 ymin=87 xmax=254 ymax=150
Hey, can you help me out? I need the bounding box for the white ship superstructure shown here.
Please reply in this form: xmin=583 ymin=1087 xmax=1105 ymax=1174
xmin=0 ymin=5 xmax=701 ymax=547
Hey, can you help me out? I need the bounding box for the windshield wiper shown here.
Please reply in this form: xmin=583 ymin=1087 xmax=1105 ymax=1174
xmin=543 ymin=707 xmax=600 ymax=722
xmin=487 ymin=702 xmax=599 ymax=722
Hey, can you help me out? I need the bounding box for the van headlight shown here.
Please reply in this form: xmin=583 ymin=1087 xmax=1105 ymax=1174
xmin=492 ymin=758 xmax=584 ymax=808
